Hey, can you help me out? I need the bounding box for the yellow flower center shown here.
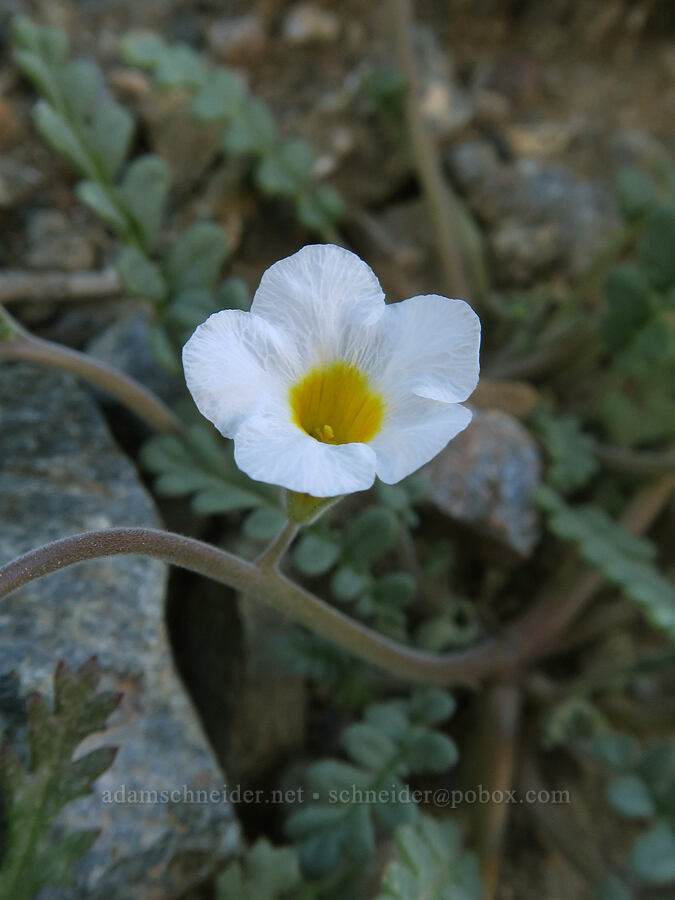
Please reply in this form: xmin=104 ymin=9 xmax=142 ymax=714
xmin=289 ymin=360 xmax=385 ymax=445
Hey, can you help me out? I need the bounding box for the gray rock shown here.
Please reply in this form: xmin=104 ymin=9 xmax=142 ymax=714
xmin=86 ymin=310 xmax=184 ymax=407
xmin=0 ymin=156 xmax=43 ymax=208
xmin=26 ymin=209 xmax=99 ymax=271
xmin=207 ymin=14 xmax=267 ymax=64
xmin=447 ymin=140 xmax=619 ymax=283
xmin=0 ymin=365 xmax=241 ymax=899
xmin=282 ymin=3 xmax=341 ymax=44
xmin=421 ymin=409 xmax=542 ymax=557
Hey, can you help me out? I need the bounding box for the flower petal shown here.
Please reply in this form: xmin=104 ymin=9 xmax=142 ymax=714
xmin=250 ymin=244 xmax=386 ymax=363
xmin=371 ymin=394 xmax=473 ymax=484
xmin=182 ymin=309 xmax=299 ymax=438
xmin=234 ymin=409 xmax=378 ymax=496
xmin=380 ymin=295 xmax=480 ymax=404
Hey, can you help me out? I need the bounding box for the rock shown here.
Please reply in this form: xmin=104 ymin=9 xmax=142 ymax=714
xmin=86 ymin=310 xmax=184 ymax=408
xmin=282 ymin=3 xmax=341 ymax=44
xmin=207 ymin=14 xmax=267 ymax=64
xmin=447 ymin=140 xmax=619 ymax=283
xmin=421 ymin=409 xmax=542 ymax=557
xmin=0 ymin=365 xmax=241 ymax=898
xmin=0 ymin=156 xmax=43 ymax=208
xmin=25 ymin=209 xmax=98 ymax=270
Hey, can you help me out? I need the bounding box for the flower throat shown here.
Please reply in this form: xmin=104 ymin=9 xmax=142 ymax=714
xmin=289 ymin=361 xmax=385 ymax=445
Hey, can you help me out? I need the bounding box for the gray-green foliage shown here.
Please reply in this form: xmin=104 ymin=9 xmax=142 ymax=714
xmin=216 ymin=839 xmax=302 ymax=900
xmin=291 ymin=503 xmax=414 ymax=640
xmin=0 ymin=658 xmax=120 ymax=900
xmin=597 ymin=173 xmax=675 ymax=446
xmin=589 ymin=732 xmax=675 ymax=887
xmin=285 ymin=689 xmax=458 ymax=877
xmin=13 ymin=16 xmax=247 ymax=375
xmin=376 ymin=815 xmax=481 ymax=900
xmin=530 ymin=411 xmax=598 ymax=494
xmin=140 ymin=423 xmax=276 ymax=515
xmin=537 ymin=486 xmax=675 ymax=639
xmin=120 ymin=32 xmax=344 ymax=236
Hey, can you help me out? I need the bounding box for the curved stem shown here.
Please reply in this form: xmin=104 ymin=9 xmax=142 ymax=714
xmin=0 ymin=527 xmax=504 ymax=687
xmin=1 ymin=477 xmax=671 ymax=688
xmin=0 ymin=332 xmax=181 ymax=434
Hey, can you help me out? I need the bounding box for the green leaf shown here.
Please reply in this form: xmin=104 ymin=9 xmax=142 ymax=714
xmin=14 ymin=48 xmax=59 ymax=105
xmin=293 ymin=534 xmax=340 ymax=576
xmin=167 ymin=287 xmax=219 ymax=331
xmin=154 ymin=43 xmax=207 ymax=88
xmin=215 ymin=839 xmax=301 ymax=900
xmin=602 ymin=264 xmax=653 ymax=351
xmin=165 ymin=222 xmax=228 ymax=291
xmin=607 ymin=775 xmax=655 ymax=819
xmin=76 ymin=181 xmax=130 ymax=236
xmin=331 ymin=566 xmax=370 ymax=602
xmin=243 ymin=507 xmax=287 ymax=541
xmin=191 ymin=69 xmax=244 ymax=122
xmin=118 ymin=155 xmax=170 ymax=250
xmin=376 ymin=816 xmax=482 ymax=900
xmin=115 ymin=247 xmax=167 ymax=302
xmin=255 ymin=138 xmax=314 ymax=198
xmin=0 ymin=659 xmax=119 ymax=900
xmin=296 ymin=185 xmax=345 ymax=232
xmin=637 ymin=203 xmax=675 ymax=290
xmin=538 ymin=486 xmax=675 ymax=640
xmin=531 ymin=411 xmax=598 ymax=493
xmin=217 ymin=276 xmax=251 ymax=311
xmin=342 ymin=723 xmax=397 ymax=771
xmin=39 ymin=25 xmax=69 ymax=64
xmin=119 ymin=31 xmax=167 ymax=70
xmin=344 ymin=506 xmax=400 ymax=567
xmin=589 ymin=732 xmax=641 ymax=770
xmin=630 ymin=822 xmax=675 ymax=885
xmin=88 ymin=99 xmax=134 ymax=178
xmin=147 ymin=322 xmax=181 ymax=374
xmin=58 ymin=59 xmax=99 ymax=118
xmin=373 ymin=572 xmax=416 ymax=609
xmin=408 ymin=689 xmax=456 ymax=726
xmin=616 ymin=166 xmax=656 ymax=221
xmin=140 ymin=428 xmax=270 ymax=514
xmin=33 ymin=101 xmax=94 ymax=178
xmin=221 ymin=98 xmax=276 ymax=156
xmin=406 ymin=730 xmax=458 ymax=773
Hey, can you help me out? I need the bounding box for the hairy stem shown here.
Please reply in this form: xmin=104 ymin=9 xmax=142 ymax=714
xmin=0 ymin=331 xmax=180 ymax=434
xmin=0 ymin=478 xmax=671 ymax=687
xmin=0 ymin=527 xmax=498 ymax=687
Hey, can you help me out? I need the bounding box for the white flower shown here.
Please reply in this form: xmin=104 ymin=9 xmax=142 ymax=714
xmin=183 ymin=244 xmax=480 ymax=497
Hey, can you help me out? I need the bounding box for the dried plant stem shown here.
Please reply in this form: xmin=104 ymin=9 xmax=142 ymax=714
xmin=595 ymin=443 xmax=675 ymax=475
xmin=0 ymin=330 xmax=180 ymax=434
xmin=0 ymin=267 xmax=121 ymax=304
xmin=473 ymin=683 xmax=522 ymax=900
xmin=390 ymin=0 xmax=473 ymax=303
